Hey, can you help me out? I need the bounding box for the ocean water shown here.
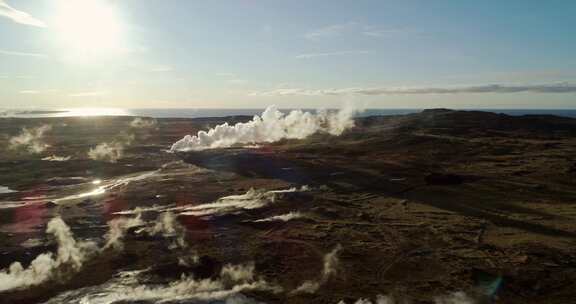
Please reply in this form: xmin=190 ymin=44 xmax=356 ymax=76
xmin=3 ymin=108 xmax=576 ymax=119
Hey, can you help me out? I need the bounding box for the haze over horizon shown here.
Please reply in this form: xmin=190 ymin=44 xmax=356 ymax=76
xmin=1 ymin=0 xmax=576 ymax=109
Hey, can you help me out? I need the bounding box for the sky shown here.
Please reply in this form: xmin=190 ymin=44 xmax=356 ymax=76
xmin=1 ymin=0 xmax=575 ymax=109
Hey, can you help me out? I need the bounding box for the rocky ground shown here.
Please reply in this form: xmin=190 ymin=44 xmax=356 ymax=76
xmin=0 ymin=109 xmax=575 ymax=304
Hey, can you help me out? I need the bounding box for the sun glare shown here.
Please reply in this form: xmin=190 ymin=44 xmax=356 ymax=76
xmin=51 ymin=0 xmax=125 ymax=58
xmin=62 ymin=108 xmax=129 ymax=117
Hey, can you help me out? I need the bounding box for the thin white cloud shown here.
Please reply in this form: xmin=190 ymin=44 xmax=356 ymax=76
xmin=296 ymin=50 xmax=371 ymax=59
xmin=19 ymin=90 xmax=40 ymax=94
xmin=305 ymin=22 xmax=407 ymax=40
xmin=68 ymin=91 xmax=108 ymax=97
xmin=442 ymin=70 xmax=576 ymax=83
xmin=0 ymin=49 xmax=47 ymax=58
xmin=305 ymin=22 xmax=354 ymax=40
xmin=0 ymin=0 xmax=46 ymax=27
xmin=361 ymin=28 xmax=406 ymax=37
xmin=249 ymin=83 xmax=576 ymax=96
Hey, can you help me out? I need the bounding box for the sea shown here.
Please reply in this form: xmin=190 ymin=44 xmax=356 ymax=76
xmin=2 ymin=108 xmax=576 ymax=119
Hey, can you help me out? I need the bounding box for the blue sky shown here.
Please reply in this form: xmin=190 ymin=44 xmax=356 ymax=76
xmin=1 ymin=0 xmax=575 ymax=109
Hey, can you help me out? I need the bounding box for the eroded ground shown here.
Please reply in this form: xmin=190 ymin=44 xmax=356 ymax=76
xmin=0 ymin=109 xmax=575 ymax=303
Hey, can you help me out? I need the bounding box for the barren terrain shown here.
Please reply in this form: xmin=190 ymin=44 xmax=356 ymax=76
xmin=1 ymin=109 xmax=575 ymax=304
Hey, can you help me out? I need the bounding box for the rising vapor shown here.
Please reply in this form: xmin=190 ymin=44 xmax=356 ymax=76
xmin=88 ymin=132 xmax=135 ymax=163
xmin=254 ymin=211 xmax=305 ymax=222
xmin=291 ymin=244 xmax=342 ymax=295
xmin=0 ymin=217 xmax=97 ymax=292
xmin=129 ymin=117 xmax=157 ymax=129
xmin=103 ymin=214 xmax=145 ymax=251
xmin=0 ymin=211 xmax=194 ymax=292
xmin=338 ymin=295 xmax=394 ymax=304
xmin=148 ymin=211 xmax=187 ymax=249
xmin=43 ymin=263 xmax=282 ymax=304
xmin=87 ymin=142 xmax=124 ymax=163
xmin=42 ymin=155 xmax=71 ymax=161
xmin=9 ymin=124 xmax=52 ymax=154
xmin=339 ymin=292 xmax=476 ymax=304
xmin=170 ymin=105 xmax=358 ymax=151
xmin=176 ymin=186 xmax=308 ymax=217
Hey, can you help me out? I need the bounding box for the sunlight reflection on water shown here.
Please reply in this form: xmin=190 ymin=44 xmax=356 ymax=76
xmin=61 ymin=108 xmax=129 ymax=117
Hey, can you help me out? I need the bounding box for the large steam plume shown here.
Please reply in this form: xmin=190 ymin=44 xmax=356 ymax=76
xmin=9 ymin=124 xmax=52 ymax=154
xmin=170 ymin=105 xmax=358 ymax=151
xmin=0 ymin=217 xmax=97 ymax=292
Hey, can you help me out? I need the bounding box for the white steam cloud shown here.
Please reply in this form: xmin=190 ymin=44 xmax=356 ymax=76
xmin=104 ymin=211 xmax=188 ymax=251
xmin=434 ymin=292 xmax=476 ymax=304
xmin=0 ymin=217 xmax=97 ymax=292
xmin=9 ymin=124 xmax=52 ymax=154
xmin=148 ymin=211 xmax=187 ymax=249
xmin=112 ymin=204 xmax=171 ymax=215
xmin=220 ymin=263 xmax=256 ymax=283
xmin=88 ymin=133 xmax=135 ymax=163
xmin=43 ymin=263 xmax=282 ymax=304
xmin=88 ymin=142 xmax=124 ymax=163
xmin=130 ymin=117 xmax=157 ymax=129
xmin=0 ymin=210 xmax=191 ymax=293
xmin=291 ymin=244 xmax=342 ymax=295
xmin=339 ymin=292 xmax=475 ymax=304
xmin=177 ymin=187 xmax=308 ymax=217
xmin=42 ymin=155 xmax=71 ymax=162
xmin=103 ymin=214 xmax=145 ymax=251
xmin=338 ymin=295 xmax=394 ymax=304
xmin=254 ymin=211 xmax=305 ymax=222
xmin=170 ymin=105 xmax=358 ymax=151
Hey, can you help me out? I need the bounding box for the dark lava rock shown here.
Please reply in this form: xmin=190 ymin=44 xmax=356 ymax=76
xmin=45 ymin=177 xmax=88 ymax=186
xmin=192 ymin=255 xmax=222 ymax=279
xmin=425 ymin=173 xmax=465 ymax=185
xmin=567 ymin=163 xmax=576 ymax=174
xmin=148 ymin=255 xmax=221 ymax=280
xmin=311 ymin=206 xmax=339 ymax=218
xmin=78 ymin=198 xmax=93 ymax=207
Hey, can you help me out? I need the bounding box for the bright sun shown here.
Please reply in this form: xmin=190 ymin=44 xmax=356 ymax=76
xmin=51 ymin=0 xmax=125 ymax=58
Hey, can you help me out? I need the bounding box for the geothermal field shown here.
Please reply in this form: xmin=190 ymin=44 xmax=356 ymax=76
xmin=1 ymin=108 xmax=576 ymax=303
